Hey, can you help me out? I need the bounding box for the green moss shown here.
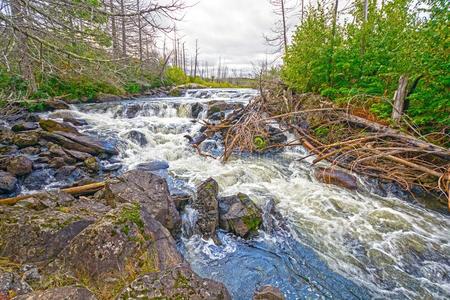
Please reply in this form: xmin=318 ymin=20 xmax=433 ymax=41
xmin=209 ymin=106 xmax=221 ymax=114
xmin=253 ymin=136 xmax=267 ymax=151
xmin=242 ymin=215 xmax=262 ymax=232
xmin=116 ymin=204 xmax=144 ymax=233
xmin=174 ymin=273 xmax=190 ymax=289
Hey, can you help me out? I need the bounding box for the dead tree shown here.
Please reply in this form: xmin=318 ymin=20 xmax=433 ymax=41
xmin=392 ymin=75 xmax=409 ymax=123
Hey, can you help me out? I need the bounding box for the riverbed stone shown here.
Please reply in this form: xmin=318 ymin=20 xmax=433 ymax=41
xmin=84 ymin=157 xmax=100 ymax=172
xmin=12 ymin=131 xmax=40 ymax=148
xmin=63 ymin=117 xmax=88 ymax=127
xmin=39 ymin=119 xmax=79 ymax=134
xmin=117 ymin=265 xmax=231 ymax=300
xmin=45 ymin=100 xmax=70 ymax=110
xmin=314 ymin=167 xmax=358 ymax=190
xmin=103 ymin=170 xmax=180 ymax=233
xmin=367 ymin=209 xmax=412 ymax=233
xmin=6 ymin=156 xmax=33 ymax=176
xmin=193 ymin=178 xmax=220 ymax=242
xmin=12 ymin=122 xmax=39 ymax=132
xmin=0 ymin=127 xmax=13 ymax=144
xmin=13 ymin=286 xmax=97 ymax=300
xmin=253 ymin=285 xmax=285 ymax=300
xmin=125 ymin=130 xmax=148 ymax=146
xmin=0 ymin=171 xmax=17 ymax=193
xmin=218 ymin=193 xmax=263 ymax=238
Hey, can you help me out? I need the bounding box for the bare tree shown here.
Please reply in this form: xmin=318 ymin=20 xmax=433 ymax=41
xmin=193 ymin=39 xmax=199 ymax=78
xmin=265 ymin=0 xmax=295 ymax=54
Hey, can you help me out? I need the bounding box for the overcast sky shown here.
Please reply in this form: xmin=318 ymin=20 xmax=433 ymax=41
xmin=175 ymin=0 xmax=301 ymax=73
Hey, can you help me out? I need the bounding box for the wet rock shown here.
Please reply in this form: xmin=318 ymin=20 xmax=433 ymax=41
xmin=41 ymin=131 xmax=118 ymax=156
xmin=253 ymin=286 xmax=285 ymax=300
xmin=191 ymin=102 xmax=204 ymax=119
xmin=22 ymin=169 xmax=55 ymax=191
xmin=48 ymin=144 xmax=76 ymax=164
xmin=0 ymin=171 xmax=17 ymax=193
xmin=94 ymin=93 xmax=122 ymax=103
xmin=0 ymin=127 xmax=13 ymax=144
xmin=62 ymin=117 xmax=87 ymax=127
xmin=218 ymin=193 xmax=263 ymax=238
xmin=0 ymin=145 xmax=17 ymax=155
xmin=0 ymin=270 xmax=32 ymax=298
xmin=193 ymin=178 xmax=219 ymax=242
xmin=55 ymin=204 xmax=183 ymax=285
xmin=314 ymin=167 xmax=358 ymax=190
xmin=209 ymin=111 xmax=225 ymax=121
xmin=103 ymin=170 xmax=180 ymax=232
xmin=11 ymin=122 xmax=39 ymax=132
xmin=135 ymin=160 xmax=169 ymax=172
xmin=45 ymin=100 xmax=70 ymax=110
xmin=84 ymin=157 xmax=100 ymax=172
xmin=171 ymin=190 xmax=192 ymax=211
xmin=39 ymin=119 xmax=79 ymax=135
xmin=102 ymin=162 xmax=122 ymax=172
xmin=367 ymin=209 xmax=412 ymax=233
xmin=207 ymin=101 xmax=243 ymax=118
xmin=6 ymin=156 xmax=33 ymax=176
xmin=14 ymin=286 xmax=97 ymax=300
xmin=12 ymin=131 xmax=40 ymax=148
xmin=267 ymin=126 xmax=287 ymax=145
xmin=118 ymin=265 xmax=231 ymax=300
xmin=125 ymin=130 xmax=148 ymax=146
xmin=124 ymin=103 xmax=141 ymax=118
xmin=64 ymin=149 xmax=92 ymax=161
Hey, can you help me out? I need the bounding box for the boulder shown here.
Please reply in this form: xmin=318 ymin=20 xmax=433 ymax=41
xmin=6 ymin=156 xmax=33 ymax=176
xmin=0 ymin=145 xmax=17 ymax=155
xmin=0 ymin=171 xmax=17 ymax=193
xmin=135 ymin=160 xmax=169 ymax=172
xmin=62 ymin=117 xmax=87 ymax=127
xmin=0 ymin=200 xmax=95 ymax=263
xmin=103 ymin=170 xmax=180 ymax=232
xmin=193 ymin=178 xmax=219 ymax=242
xmin=20 ymin=147 xmax=40 ymax=155
xmin=39 ymin=119 xmax=79 ymax=135
xmin=0 ymin=270 xmax=32 ymax=298
xmin=12 ymin=131 xmax=40 ymax=148
xmin=118 ymin=265 xmax=231 ymax=300
xmin=64 ymin=149 xmax=92 ymax=161
xmin=253 ymin=286 xmax=285 ymax=300
xmin=207 ymin=101 xmax=243 ymax=118
xmin=94 ymin=93 xmax=122 ymax=103
xmin=191 ymin=102 xmax=204 ymax=119
xmin=218 ymin=193 xmax=263 ymax=238
xmin=314 ymin=167 xmax=358 ymax=190
xmin=45 ymin=100 xmax=70 ymax=110
xmin=55 ymin=204 xmax=183 ymax=286
xmin=124 ymin=103 xmax=141 ymax=118
xmin=125 ymin=130 xmax=148 ymax=146
xmin=41 ymin=131 xmax=118 ymax=156
xmin=11 ymin=122 xmax=39 ymax=132
xmin=22 ymin=169 xmax=55 ymax=191
xmin=14 ymin=286 xmax=97 ymax=300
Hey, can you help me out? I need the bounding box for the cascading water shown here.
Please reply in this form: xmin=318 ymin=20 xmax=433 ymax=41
xmin=49 ymin=89 xmax=448 ymax=299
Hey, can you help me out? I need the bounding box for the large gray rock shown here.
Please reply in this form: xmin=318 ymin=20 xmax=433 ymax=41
xmin=314 ymin=167 xmax=358 ymax=190
xmin=103 ymin=170 xmax=180 ymax=232
xmin=193 ymin=178 xmax=220 ymax=242
xmin=11 ymin=122 xmax=39 ymax=132
xmin=219 ymin=193 xmax=263 ymax=238
xmin=118 ymin=265 xmax=231 ymax=300
xmin=0 ymin=171 xmax=17 ymax=193
xmin=0 ymin=270 xmax=32 ymax=298
xmin=41 ymin=131 xmax=118 ymax=156
xmin=13 ymin=286 xmax=97 ymax=300
xmin=0 ymin=193 xmax=97 ymax=263
xmin=55 ymin=204 xmax=183 ymax=285
xmin=6 ymin=156 xmax=33 ymax=176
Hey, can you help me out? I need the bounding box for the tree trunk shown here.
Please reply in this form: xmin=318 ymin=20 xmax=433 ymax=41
xmin=120 ymin=0 xmax=127 ymax=57
xmin=328 ymin=0 xmax=339 ymax=84
xmin=281 ymin=0 xmax=288 ymax=53
xmin=193 ymin=39 xmax=199 ymax=78
xmin=110 ymin=0 xmax=118 ymax=57
xmin=137 ymin=0 xmax=143 ymax=66
xmin=9 ymin=0 xmax=37 ymax=93
xmin=392 ymin=75 xmax=409 ymax=123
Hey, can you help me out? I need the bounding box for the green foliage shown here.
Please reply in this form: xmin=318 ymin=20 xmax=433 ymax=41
xmin=253 ymin=136 xmax=268 ymax=150
xmin=283 ymin=0 xmax=450 ymax=132
xmin=164 ymin=67 xmax=188 ymax=85
xmin=124 ymin=82 xmax=142 ymax=94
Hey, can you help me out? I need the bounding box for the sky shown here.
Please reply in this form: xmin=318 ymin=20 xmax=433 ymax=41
xmin=175 ymin=0 xmax=301 ymax=74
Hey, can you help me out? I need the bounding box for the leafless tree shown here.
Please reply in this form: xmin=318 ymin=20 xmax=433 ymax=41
xmin=265 ymin=0 xmax=296 ymax=54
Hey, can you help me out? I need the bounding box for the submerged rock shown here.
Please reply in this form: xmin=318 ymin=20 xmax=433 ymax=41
xmin=103 ymin=170 xmax=180 ymax=232
xmin=14 ymin=286 xmax=97 ymax=300
xmin=253 ymin=285 xmax=285 ymax=300
xmin=193 ymin=178 xmax=220 ymax=242
xmin=314 ymin=167 xmax=358 ymax=190
xmin=6 ymin=156 xmax=33 ymax=176
xmin=218 ymin=193 xmax=263 ymax=238
xmin=125 ymin=130 xmax=148 ymax=146
xmin=118 ymin=265 xmax=231 ymax=300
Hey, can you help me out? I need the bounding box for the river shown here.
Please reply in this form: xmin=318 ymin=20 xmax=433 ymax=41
xmin=50 ymin=89 xmax=449 ymax=299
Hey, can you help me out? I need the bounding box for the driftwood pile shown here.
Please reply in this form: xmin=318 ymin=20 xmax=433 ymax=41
xmin=192 ymin=83 xmax=450 ymax=209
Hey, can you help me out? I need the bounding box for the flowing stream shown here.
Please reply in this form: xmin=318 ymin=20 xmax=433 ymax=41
xmin=52 ymin=89 xmax=448 ymax=299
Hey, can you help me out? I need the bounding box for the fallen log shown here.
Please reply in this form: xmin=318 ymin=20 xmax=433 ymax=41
xmin=0 ymin=182 xmax=106 ymax=206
